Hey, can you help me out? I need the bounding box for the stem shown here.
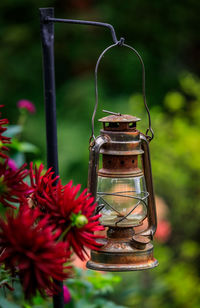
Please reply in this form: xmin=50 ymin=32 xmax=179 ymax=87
xmin=59 ymin=224 xmax=72 ymax=241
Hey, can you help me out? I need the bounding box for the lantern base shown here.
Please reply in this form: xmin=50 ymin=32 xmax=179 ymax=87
xmin=86 ymin=227 xmax=158 ymax=272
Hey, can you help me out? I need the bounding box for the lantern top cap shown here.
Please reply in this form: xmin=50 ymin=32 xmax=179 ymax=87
xmin=98 ymin=114 xmax=140 ymax=123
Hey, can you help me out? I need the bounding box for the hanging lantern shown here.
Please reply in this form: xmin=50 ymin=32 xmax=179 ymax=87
xmin=86 ymin=41 xmax=158 ymax=272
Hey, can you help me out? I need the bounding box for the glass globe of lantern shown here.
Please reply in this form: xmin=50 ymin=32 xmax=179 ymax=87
xmin=97 ymin=175 xmax=148 ymax=227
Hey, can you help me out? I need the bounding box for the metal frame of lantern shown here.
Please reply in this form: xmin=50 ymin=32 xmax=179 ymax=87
xmin=39 ymin=7 xmax=158 ymax=308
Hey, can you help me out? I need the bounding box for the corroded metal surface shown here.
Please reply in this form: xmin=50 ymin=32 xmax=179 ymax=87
xmin=99 ymin=129 xmax=143 ymax=155
xmin=86 ymin=227 xmax=158 ymax=272
xmin=98 ymin=155 xmax=144 ymax=178
xmin=131 ymin=235 xmax=150 ymax=250
xmin=87 ymin=250 xmax=158 ymax=272
xmin=87 ymin=135 xmax=110 ymax=198
xmin=87 ymin=259 xmax=158 ymax=272
xmin=99 ymin=114 xmax=140 ymax=123
xmin=138 ymin=135 xmax=157 ymax=238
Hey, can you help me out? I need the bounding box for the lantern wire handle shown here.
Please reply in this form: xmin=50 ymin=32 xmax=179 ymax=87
xmin=90 ymin=38 xmax=154 ymax=144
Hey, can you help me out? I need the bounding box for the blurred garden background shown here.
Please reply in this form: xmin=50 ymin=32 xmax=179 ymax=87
xmin=1 ymin=0 xmax=200 ymax=307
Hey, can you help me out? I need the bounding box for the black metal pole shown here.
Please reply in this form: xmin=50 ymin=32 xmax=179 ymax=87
xmin=39 ymin=7 xmax=64 ymax=308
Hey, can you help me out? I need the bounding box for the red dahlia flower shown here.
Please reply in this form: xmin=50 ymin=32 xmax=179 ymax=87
xmin=0 ymin=106 xmax=11 ymax=158
xmin=0 ymin=160 xmax=30 ymax=208
xmin=42 ymin=181 xmax=104 ymax=261
xmin=29 ymin=162 xmax=59 ymax=209
xmin=0 ymin=207 xmax=70 ymax=298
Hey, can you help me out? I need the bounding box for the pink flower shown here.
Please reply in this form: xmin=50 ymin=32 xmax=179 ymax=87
xmin=17 ymin=100 xmax=36 ymax=114
xmin=0 ymin=105 xmax=11 ymax=158
xmin=7 ymin=159 xmax=17 ymax=171
xmin=63 ymin=285 xmax=71 ymax=304
xmin=155 ymin=220 xmax=171 ymax=243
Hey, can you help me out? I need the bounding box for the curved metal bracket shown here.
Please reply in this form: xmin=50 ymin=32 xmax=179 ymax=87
xmin=138 ymin=134 xmax=157 ymax=239
xmin=44 ymin=16 xmax=119 ymax=44
xmin=87 ymin=135 xmax=110 ymax=199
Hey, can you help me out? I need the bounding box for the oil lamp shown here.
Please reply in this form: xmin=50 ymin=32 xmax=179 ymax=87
xmin=87 ymin=111 xmax=158 ymax=271
xmin=86 ymin=42 xmax=158 ymax=272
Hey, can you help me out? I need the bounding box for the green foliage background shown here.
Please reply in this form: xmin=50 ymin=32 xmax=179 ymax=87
xmin=1 ymin=1 xmax=200 ymax=307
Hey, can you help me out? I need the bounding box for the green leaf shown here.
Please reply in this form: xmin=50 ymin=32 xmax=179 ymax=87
xmin=76 ymin=298 xmax=96 ymax=308
xmin=9 ymin=139 xmax=39 ymax=154
xmin=32 ymin=294 xmax=45 ymax=305
xmin=4 ymin=125 xmax=22 ymax=138
xmin=0 ymin=297 xmax=21 ymax=308
xmin=19 ymin=142 xmax=39 ymax=153
xmin=94 ymin=298 xmax=127 ymax=308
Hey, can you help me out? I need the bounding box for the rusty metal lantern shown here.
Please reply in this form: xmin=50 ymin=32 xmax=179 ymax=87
xmin=86 ymin=41 xmax=158 ymax=272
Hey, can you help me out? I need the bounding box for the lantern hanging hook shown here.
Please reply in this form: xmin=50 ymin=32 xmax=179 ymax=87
xmin=90 ymin=38 xmax=154 ymax=144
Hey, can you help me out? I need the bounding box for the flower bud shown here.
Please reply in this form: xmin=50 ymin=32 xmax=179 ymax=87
xmin=75 ymin=214 xmax=88 ymax=228
xmin=71 ymin=212 xmax=88 ymax=228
